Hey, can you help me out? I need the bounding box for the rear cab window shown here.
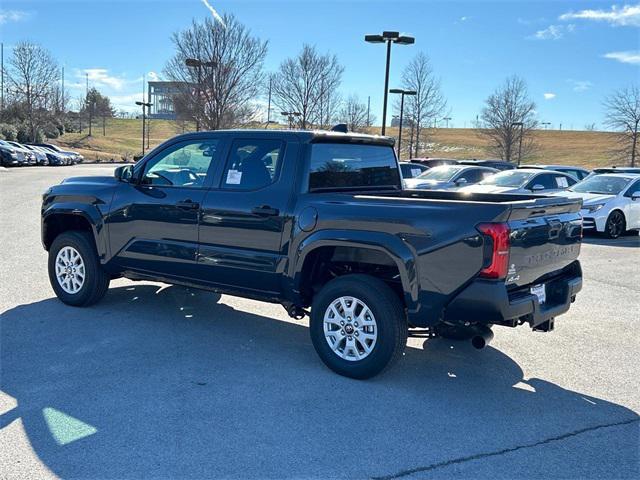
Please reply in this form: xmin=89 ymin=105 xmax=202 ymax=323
xmin=308 ymin=143 xmax=401 ymax=192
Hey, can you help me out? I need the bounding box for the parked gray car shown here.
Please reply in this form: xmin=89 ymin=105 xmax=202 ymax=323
xmin=404 ymin=165 xmax=498 ymax=190
xmin=460 ymin=169 xmax=578 ymax=194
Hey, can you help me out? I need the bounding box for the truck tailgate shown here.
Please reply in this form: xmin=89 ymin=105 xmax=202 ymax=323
xmin=505 ymin=197 xmax=582 ymax=288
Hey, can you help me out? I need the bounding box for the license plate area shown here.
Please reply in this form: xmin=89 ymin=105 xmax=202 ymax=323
xmin=530 ymin=284 xmax=546 ymax=304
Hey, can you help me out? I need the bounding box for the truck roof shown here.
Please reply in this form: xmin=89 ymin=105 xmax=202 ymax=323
xmin=183 ymin=129 xmax=396 ymax=146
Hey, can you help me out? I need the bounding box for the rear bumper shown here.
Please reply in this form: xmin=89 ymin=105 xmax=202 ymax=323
xmin=444 ymin=261 xmax=582 ymax=330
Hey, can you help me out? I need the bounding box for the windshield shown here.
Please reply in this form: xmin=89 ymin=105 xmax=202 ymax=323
xmin=571 ymin=175 xmax=632 ymax=195
xmin=416 ymin=166 xmax=463 ymax=182
xmin=479 ymin=170 xmax=533 ymax=187
xmin=309 ymin=143 xmax=400 ymax=191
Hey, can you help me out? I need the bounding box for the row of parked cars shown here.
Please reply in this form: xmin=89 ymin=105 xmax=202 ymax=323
xmin=0 ymin=140 xmax=84 ymax=167
xmin=400 ymin=158 xmax=640 ymax=239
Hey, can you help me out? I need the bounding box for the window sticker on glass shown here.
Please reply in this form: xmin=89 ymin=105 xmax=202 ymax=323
xmin=556 ymin=176 xmax=568 ymax=188
xmin=226 ymin=169 xmax=242 ymax=185
xmin=411 ymin=168 xmax=422 ymax=177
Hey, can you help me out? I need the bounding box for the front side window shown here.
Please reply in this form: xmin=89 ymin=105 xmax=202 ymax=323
xmin=141 ymin=139 xmax=219 ymax=187
xmin=221 ymin=138 xmax=284 ymax=190
xmin=309 ymin=143 xmax=400 ymax=190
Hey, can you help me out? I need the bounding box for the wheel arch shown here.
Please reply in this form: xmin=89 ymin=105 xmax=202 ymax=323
xmin=290 ymin=229 xmax=419 ymax=313
xmin=42 ymin=207 xmax=106 ymax=260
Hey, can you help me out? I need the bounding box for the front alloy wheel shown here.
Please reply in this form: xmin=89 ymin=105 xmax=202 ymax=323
xmin=55 ymin=246 xmax=86 ymax=294
xmin=604 ymin=211 xmax=626 ymax=239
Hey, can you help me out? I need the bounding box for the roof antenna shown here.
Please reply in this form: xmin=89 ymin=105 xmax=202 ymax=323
xmin=331 ymin=124 xmax=348 ymax=133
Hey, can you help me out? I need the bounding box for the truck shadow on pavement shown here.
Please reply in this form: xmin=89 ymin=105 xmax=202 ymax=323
xmin=1 ymin=284 xmax=638 ymax=479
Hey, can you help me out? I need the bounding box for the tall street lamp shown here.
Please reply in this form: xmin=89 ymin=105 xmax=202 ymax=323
xmin=136 ymin=100 xmax=153 ymax=155
xmin=511 ymin=121 xmax=524 ymax=166
xmin=389 ymin=88 xmax=416 ymax=160
xmin=185 ymin=58 xmax=216 ymax=131
xmin=365 ymin=31 xmax=415 ymax=136
xmin=442 ymin=116 xmax=452 ymax=128
xmin=281 ymin=111 xmax=301 ymax=129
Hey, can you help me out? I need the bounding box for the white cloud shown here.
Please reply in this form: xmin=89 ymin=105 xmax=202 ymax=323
xmin=543 ymin=93 xmax=556 ymax=100
xmin=109 ymin=93 xmax=145 ymax=113
xmin=73 ymin=68 xmax=142 ymax=91
xmin=559 ymin=4 xmax=640 ymax=27
xmin=530 ymin=24 xmax=574 ymax=40
xmin=0 ymin=10 xmax=29 ymax=24
xmin=567 ymin=79 xmax=594 ymax=92
xmin=603 ymin=50 xmax=640 ymax=64
xmin=147 ymin=71 xmax=160 ymax=82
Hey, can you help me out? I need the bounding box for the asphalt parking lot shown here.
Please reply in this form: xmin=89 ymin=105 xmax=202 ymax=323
xmin=1 ymin=164 xmax=639 ymax=480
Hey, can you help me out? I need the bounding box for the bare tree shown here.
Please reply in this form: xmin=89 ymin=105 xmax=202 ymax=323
xmin=400 ymin=53 xmax=447 ymax=157
xmin=478 ymin=76 xmax=538 ymax=163
xmin=603 ymin=85 xmax=640 ymax=167
xmin=271 ymin=45 xmax=343 ymax=129
xmin=339 ymin=95 xmax=369 ymax=132
xmin=7 ymin=41 xmax=60 ymax=141
xmin=165 ymin=14 xmax=268 ymax=130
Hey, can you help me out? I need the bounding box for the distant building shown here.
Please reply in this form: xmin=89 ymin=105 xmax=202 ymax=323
xmin=147 ymin=81 xmax=188 ymax=120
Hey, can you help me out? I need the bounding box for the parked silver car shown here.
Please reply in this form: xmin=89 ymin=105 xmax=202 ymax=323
xmin=459 ymin=169 xmax=578 ymax=194
xmin=404 ymin=165 xmax=498 ymax=190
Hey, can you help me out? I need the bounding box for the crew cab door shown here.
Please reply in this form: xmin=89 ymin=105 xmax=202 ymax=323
xmin=107 ymin=136 xmax=223 ymax=280
xmin=196 ymin=135 xmax=298 ymax=295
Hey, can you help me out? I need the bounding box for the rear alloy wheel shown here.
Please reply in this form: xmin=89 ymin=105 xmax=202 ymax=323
xmin=310 ymin=274 xmax=407 ymax=379
xmin=604 ymin=211 xmax=626 ymax=239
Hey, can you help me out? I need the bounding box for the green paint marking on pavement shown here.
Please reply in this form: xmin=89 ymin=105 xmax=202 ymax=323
xmin=42 ymin=407 xmax=97 ymax=445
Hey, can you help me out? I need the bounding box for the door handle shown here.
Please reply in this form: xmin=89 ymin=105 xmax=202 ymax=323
xmin=251 ymin=205 xmax=279 ymax=216
xmin=176 ymin=200 xmax=200 ymax=210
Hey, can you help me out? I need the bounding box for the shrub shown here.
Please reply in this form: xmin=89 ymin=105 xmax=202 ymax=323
xmin=0 ymin=123 xmax=18 ymax=141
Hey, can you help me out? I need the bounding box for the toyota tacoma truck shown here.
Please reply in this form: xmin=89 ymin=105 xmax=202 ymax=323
xmin=41 ymin=130 xmax=583 ymax=378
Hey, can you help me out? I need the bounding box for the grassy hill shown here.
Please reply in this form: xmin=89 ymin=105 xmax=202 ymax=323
xmin=54 ymin=118 xmax=621 ymax=169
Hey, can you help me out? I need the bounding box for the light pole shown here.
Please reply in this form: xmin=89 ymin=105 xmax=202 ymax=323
xmin=136 ymin=100 xmax=153 ymax=155
xmin=542 ymin=121 xmax=551 ymax=130
xmin=511 ymin=121 xmax=524 ymax=166
xmin=185 ymin=58 xmax=216 ymax=131
xmin=389 ymin=88 xmax=416 ymax=160
xmin=442 ymin=116 xmax=452 ymax=128
xmin=364 ymin=31 xmax=415 ymax=135
xmin=281 ymin=111 xmax=301 ymax=129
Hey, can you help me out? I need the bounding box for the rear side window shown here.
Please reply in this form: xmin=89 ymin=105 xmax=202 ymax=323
xmin=222 ymin=139 xmax=283 ymax=190
xmin=309 ymin=143 xmax=400 ymax=191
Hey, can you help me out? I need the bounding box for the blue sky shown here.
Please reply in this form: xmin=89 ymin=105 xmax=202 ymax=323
xmin=1 ymin=0 xmax=639 ymax=129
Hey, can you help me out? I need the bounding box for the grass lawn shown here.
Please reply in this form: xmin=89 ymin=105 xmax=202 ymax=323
xmin=54 ymin=118 xmax=623 ymax=169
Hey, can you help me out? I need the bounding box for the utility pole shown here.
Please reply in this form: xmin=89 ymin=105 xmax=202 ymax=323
xmin=366 ymin=96 xmax=371 ymax=128
xmin=1 ymin=43 xmax=4 ymax=111
xmin=102 ymin=113 xmax=106 ymax=136
xmin=88 ymin=101 xmax=93 ymax=136
xmin=266 ymin=76 xmax=272 ymax=125
xmin=61 ymin=66 xmax=65 ymax=112
xmin=442 ymin=116 xmax=452 ymax=128
xmin=136 ymin=101 xmax=153 ymax=155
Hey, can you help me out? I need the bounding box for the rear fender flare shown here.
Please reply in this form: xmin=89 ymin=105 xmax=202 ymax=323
xmin=290 ymin=229 xmax=419 ymax=312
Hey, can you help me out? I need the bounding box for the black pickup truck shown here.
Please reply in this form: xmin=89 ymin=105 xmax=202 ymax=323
xmin=41 ymin=130 xmax=583 ymax=378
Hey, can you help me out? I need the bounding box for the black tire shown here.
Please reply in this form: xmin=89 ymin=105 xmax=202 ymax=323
xmin=310 ymin=274 xmax=407 ymax=379
xmin=48 ymin=230 xmax=110 ymax=307
xmin=603 ymin=210 xmax=626 ymax=239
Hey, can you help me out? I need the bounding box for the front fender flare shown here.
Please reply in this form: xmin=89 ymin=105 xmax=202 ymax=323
xmin=42 ymin=203 xmax=107 ymax=261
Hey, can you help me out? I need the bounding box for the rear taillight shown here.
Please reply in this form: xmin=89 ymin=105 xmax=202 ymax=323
xmin=477 ymin=223 xmax=510 ymax=280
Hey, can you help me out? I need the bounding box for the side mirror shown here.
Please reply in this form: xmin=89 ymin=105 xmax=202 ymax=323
xmin=455 ymin=178 xmax=468 ymax=186
xmin=114 ymin=165 xmax=133 ymax=183
xmin=631 ymin=191 xmax=640 ymax=201
xmin=531 ymin=184 xmax=545 ymax=191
